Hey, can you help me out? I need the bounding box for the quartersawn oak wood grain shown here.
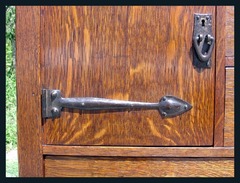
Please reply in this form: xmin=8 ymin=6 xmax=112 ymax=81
xmin=41 ymin=6 xmax=216 ymax=146
xmin=225 ymin=6 xmax=234 ymax=59
xmin=44 ymin=156 xmax=234 ymax=177
xmin=224 ymin=68 xmax=234 ymax=146
xmin=214 ymin=6 xmax=226 ymax=146
xmin=225 ymin=6 xmax=234 ymax=67
xmin=16 ymin=6 xmax=43 ymax=177
xmin=226 ymin=57 xmax=234 ymax=67
xmin=16 ymin=6 xmax=234 ymax=178
xmin=42 ymin=145 xmax=234 ymax=157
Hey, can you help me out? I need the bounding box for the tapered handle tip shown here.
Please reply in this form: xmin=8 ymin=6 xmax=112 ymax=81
xmin=159 ymin=96 xmax=192 ymax=118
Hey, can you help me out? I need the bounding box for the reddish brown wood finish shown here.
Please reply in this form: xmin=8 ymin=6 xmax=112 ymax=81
xmin=41 ymin=6 xmax=215 ymax=146
xmin=42 ymin=145 xmax=234 ymax=157
xmin=225 ymin=6 xmax=234 ymax=59
xmin=224 ymin=68 xmax=234 ymax=146
xmin=16 ymin=6 xmax=234 ymax=177
xmin=225 ymin=57 xmax=234 ymax=67
xmin=225 ymin=6 xmax=234 ymax=67
xmin=214 ymin=6 xmax=226 ymax=146
xmin=44 ymin=156 xmax=234 ymax=177
xmin=16 ymin=6 xmax=43 ymax=177
xmin=223 ymin=6 xmax=234 ymax=146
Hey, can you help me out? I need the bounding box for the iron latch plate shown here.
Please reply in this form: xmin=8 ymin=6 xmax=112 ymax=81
xmin=192 ymin=13 xmax=215 ymax=69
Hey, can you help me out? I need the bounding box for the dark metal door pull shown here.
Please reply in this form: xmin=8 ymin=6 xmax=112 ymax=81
xmin=42 ymin=89 xmax=192 ymax=119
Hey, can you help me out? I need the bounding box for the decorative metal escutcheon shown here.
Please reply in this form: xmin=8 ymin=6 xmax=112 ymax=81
xmin=192 ymin=13 xmax=215 ymax=69
xmin=42 ymin=89 xmax=192 ymax=119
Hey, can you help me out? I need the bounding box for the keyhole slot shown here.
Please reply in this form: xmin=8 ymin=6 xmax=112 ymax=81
xmin=201 ymin=19 xmax=205 ymax=26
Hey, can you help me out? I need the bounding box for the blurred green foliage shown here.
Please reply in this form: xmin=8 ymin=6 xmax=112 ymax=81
xmin=6 ymin=6 xmax=17 ymax=152
xmin=6 ymin=158 xmax=18 ymax=177
xmin=6 ymin=6 xmax=15 ymax=41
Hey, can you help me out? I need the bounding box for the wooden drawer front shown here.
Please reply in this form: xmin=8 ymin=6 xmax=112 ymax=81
xmin=44 ymin=156 xmax=234 ymax=177
xmin=42 ymin=6 xmax=216 ymax=146
xmin=224 ymin=68 xmax=234 ymax=146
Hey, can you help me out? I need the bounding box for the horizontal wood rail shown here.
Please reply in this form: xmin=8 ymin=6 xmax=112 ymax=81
xmin=43 ymin=145 xmax=234 ymax=158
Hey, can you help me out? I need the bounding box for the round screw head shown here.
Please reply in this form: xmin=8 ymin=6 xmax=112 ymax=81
xmin=162 ymin=112 xmax=167 ymax=117
xmin=184 ymin=105 xmax=188 ymax=110
xmin=162 ymin=96 xmax=167 ymax=102
xmin=51 ymin=107 xmax=59 ymax=116
xmin=206 ymin=16 xmax=209 ymax=20
xmin=51 ymin=91 xmax=58 ymax=99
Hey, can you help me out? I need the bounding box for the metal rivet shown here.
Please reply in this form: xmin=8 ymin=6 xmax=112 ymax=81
xmin=162 ymin=112 xmax=167 ymax=117
xmin=184 ymin=105 xmax=188 ymax=110
xmin=51 ymin=107 xmax=59 ymax=115
xmin=196 ymin=16 xmax=200 ymax=20
xmin=206 ymin=16 xmax=209 ymax=20
xmin=51 ymin=91 xmax=58 ymax=99
xmin=162 ymin=97 xmax=167 ymax=101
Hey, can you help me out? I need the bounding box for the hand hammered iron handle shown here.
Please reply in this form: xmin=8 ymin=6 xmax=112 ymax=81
xmin=42 ymin=89 xmax=192 ymax=119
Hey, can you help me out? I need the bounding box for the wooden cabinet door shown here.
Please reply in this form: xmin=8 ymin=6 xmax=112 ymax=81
xmin=41 ymin=6 xmax=215 ymax=146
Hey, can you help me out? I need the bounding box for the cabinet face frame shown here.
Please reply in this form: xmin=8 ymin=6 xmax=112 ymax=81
xmin=16 ymin=6 xmax=232 ymax=177
xmin=16 ymin=6 xmax=43 ymax=177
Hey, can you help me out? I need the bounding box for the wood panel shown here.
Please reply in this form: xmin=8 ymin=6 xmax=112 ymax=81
xmin=224 ymin=68 xmax=234 ymax=146
xmin=226 ymin=57 xmax=234 ymax=67
xmin=41 ymin=6 xmax=215 ymax=146
xmin=43 ymin=145 xmax=234 ymax=157
xmin=16 ymin=6 xmax=43 ymax=177
xmin=44 ymin=156 xmax=234 ymax=177
xmin=225 ymin=6 xmax=234 ymax=67
xmin=225 ymin=6 xmax=234 ymax=59
xmin=214 ymin=6 xmax=226 ymax=146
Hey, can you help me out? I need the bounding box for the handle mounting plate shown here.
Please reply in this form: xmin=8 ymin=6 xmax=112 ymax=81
xmin=192 ymin=13 xmax=215 ymax=69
